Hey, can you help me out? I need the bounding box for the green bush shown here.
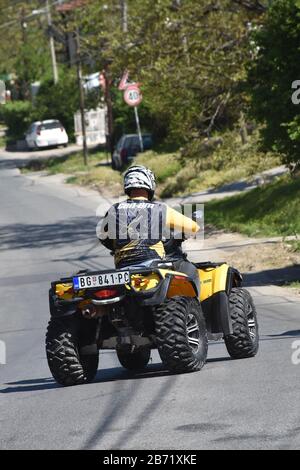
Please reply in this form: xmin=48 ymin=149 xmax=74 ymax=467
xmin=247 ymin=0 xmax=300 ymax=165
xmin=34 ymin=71 xmax=79 ymax=140
xmin=1 ymin=101 xmax=36 ymax=141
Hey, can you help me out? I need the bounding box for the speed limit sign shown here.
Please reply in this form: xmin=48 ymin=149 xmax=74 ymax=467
xmin=124 ymin=84 xmax=142 ymax=107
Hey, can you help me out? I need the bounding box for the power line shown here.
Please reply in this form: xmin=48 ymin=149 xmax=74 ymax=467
xmin=0 ymin=0 xmax=32 ymax=13
xmin=0 ymin=0 xmax=41 ymax=20
xmin=0 ymin=0 xmax=64 ymax=30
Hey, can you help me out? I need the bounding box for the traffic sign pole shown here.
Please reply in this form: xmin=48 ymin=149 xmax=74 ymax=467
xmin=134 ymin=106 xmax=143 ymax=152
xmin=119 ymin=73 xmax=144 ymax=153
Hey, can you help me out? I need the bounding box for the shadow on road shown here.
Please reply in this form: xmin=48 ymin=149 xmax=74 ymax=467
xmin=82 ymin=367 xmax=179 ymax=450
xmin=0 ymin=216 xmax=100 ymax=251
xmin=1 ymin=377 xmax=60 ymax=393
xmin=94 ymin=363 xmax=173 ymax=383
xmin=243 ymin=265 xmax=300 ymax=287
xmin=83 ymin=356 xmax=233 ymax=449
xmin=0 ymin=364 xmax=174 ymax=395
xmin=0 ymin=144 xmax=107 ymax=170
xmin=266 ymin=330 xmax=300 ymax=337
xmin=0 ymin=356 xmax=232 ymax=396
xmin=0 ymin=159 xmax=29 ymax=170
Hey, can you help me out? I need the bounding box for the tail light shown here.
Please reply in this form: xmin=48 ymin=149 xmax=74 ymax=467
xmin=120 ymin=148 xmax=127 ymax=161
xmin=174 ymin=275 xmax=187 ymax=280
xmin=36 ymin=126 xmax=41 ymax=135
xmin=60 ymin=126 xmax=64 ymax=132
xmin=94 ymin=289 xmax=118 ymax=299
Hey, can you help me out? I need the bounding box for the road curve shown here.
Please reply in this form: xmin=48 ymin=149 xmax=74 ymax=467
xmin=0 ymin=163 xmax=299 ymax=450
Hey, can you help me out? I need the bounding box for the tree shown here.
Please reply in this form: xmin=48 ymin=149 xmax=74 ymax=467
xmin=0 ymin=0 xmax=266 ymax=157
xmin=0 ymin=100 xmax=35 ymax=141
xmin=0 ymin=0 xmax=53 ymax=99
xmin=74 ymin=0 xmax=264 ymax=154
xmin=34 ymin=68 xmax=79 ymax=139
xmin=247 ymin=0 xmax=300 ymax=165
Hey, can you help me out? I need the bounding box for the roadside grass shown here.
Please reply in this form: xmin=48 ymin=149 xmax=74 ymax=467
xmin=288 ymin=281 xmax=300 ymax=288
xmin=283 ymin=280 xmax=300 ymax=296
xmin=159 ymin=130 xmax=281 ymax=197
xmin=63 ymin=150 xmax=179 ymax=194
xmin=205 ymin=175 xmax=300 ymax=237
xmin=23 ymin=150 xmax=107 ymax=173
xmin=288 ymin=240 xmax=300 ymax=253
xmin=66 ymin=165 xmax=122 ymax=193
xmin=22 ymin=149 xmax=124 ymax=195
xmin=134 ymin=151 xmax=181 ymax=184
xmin=21 ymin=128 xmax=281 ymax=198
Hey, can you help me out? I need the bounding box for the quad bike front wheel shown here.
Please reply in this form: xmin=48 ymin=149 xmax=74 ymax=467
xmin=154 ymin=296 xmax=208 ymax=373
xmin=225 ymin=288 xmax=259 ymax=359
xmin=117 ymin=347 xmax=151 ymax=371
xmin=46 ymin=316 xmax=99 ymax=386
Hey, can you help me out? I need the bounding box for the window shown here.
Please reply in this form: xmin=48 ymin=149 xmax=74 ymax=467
xmin=116 ymin=136 xmax=125 ymax=150
xmin=142 ymin=135 xmax=152 ymax=150
xmin=40 ymin=121 xmax=62 ymax=130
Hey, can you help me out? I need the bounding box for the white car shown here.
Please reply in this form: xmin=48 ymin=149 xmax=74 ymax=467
xmin=25 ymin=120 xmax=68 ymax=149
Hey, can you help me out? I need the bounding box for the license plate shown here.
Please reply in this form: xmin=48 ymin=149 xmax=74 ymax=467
xmin=73 ymin=271 xmax=130 ymax=289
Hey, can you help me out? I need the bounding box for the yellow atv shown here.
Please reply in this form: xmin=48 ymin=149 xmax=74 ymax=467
xmin=46 ymin=261 xmax=259 ymax=386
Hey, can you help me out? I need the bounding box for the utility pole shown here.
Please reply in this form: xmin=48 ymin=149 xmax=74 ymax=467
xmin=20 ymin=7 xmax=30 ymax=100
xmin=75 ymin=29 xmax=88 ymax=166
xmin=120 ymin=0 xmax=128 ymax=33
xmin=104 ymin=66 xmax=114 ymax=160
xmin=32 ymin=2 xmax=58 ymax=83
xmin=45 ymin=0 xmax=58 ymax=84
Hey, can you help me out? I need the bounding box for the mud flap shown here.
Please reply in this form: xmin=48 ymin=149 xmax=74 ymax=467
xmin=49 ymin=289 xmax=78 ymax=318
xmin=201 ymin=291 xmax=233 ymax=336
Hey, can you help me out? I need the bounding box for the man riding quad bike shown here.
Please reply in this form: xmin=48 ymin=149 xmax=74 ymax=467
xmin=46 ymin=166 xmax=259 ymax=386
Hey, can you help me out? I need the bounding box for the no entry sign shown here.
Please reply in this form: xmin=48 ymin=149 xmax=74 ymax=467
xmin=124 ymin=84 xmax=142 ymax=107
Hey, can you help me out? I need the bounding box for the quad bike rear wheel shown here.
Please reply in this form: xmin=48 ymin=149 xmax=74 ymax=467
xmin=154 ymin=296 xmax=208 ymax=373
xmin=117 ymin=347 xmax=151 ymax=371
xmin=46 ymin=316 xmax=99 ymax=386
xmin=225 ymin=288 xmax=259 ymax=359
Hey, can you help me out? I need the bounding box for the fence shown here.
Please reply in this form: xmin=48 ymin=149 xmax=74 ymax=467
xmin=74 ymin=107 xmax=107 ymax=146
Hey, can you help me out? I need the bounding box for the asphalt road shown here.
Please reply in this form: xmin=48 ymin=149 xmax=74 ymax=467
xmin=0 ymin=164 xmax=299 ymax=450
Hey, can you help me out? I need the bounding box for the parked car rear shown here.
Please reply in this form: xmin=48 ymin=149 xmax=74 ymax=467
xmin=25 ymin=120 xmax=68 ymax=149
xmin=112 ymin=134 xmax=152 ymax=169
